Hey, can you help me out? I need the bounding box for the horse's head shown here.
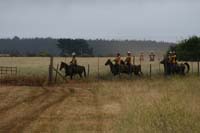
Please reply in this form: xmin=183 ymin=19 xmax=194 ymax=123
xmin=160 ymin=59 xmax=165 ymax=64
xmin=60 ymin=62 xmax=68 ymax=71
xmin=105 ymin=59 xmax=112 ymax=66
xmin=160 ymin=57 xmax=168 ymax=64
xmin=120 ymin=60 xmax=125 ymax=65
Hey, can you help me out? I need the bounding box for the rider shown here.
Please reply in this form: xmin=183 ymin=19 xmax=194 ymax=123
xmin=171 ymin=51 xmax=177 ymax=73
xmin=70 ymin=52 xmax=77 ymax=67
xmin=167 ymin=51 xmax=173 ymax=74
xmin=125 ymin=51 xmax=132 ymax=74
xmin=114 ymin=53 xmax=121 ymax=65
xmin=171 ymin=51 xmax=177 ymax=65
xmin=168 ymin=51 xmax=172 ymax=63
xmin=125 ymin=51 xmax=132 ymax=65
xmin=114 ymin=53 xmax=121 ymax=73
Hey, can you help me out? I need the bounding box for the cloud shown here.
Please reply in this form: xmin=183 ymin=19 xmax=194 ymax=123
xmin=0 ymin=0 xmax=200 ymax=42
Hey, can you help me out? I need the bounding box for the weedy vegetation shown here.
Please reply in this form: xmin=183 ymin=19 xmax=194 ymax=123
xmin=0 ymin=57 xmax=200 ymax=132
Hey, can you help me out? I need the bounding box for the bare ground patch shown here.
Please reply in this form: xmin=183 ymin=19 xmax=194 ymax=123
xmin=0 ymin=83 xmax=121 ymax=133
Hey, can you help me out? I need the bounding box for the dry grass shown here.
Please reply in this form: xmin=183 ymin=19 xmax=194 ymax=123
xmin=0 ymin=57 xmax=200 ymax=132
xmin=0 ymin=75 xmax=48 ymax=86
xmin=0 ymin=76 xmax=200 ymax=132
xmin=114 ymin=77 xmax=200 ymax=133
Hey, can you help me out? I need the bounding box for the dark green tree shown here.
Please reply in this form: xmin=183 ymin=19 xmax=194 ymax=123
xmin=168 ymin=36 xmax=200 ymax=61
xmin=57 ymin=39 xmax=93 ymax=56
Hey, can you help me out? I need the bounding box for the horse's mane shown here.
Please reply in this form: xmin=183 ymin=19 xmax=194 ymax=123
xmin=61 ymin=62 xmax=68 ymax=66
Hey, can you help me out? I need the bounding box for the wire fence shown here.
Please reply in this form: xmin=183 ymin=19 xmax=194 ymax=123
xmin=0 ymin=57 xmax=199 ymax=81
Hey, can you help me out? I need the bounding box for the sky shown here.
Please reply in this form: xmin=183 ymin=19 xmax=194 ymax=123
xmin=0 ymin=0 xmax=200 ymax=42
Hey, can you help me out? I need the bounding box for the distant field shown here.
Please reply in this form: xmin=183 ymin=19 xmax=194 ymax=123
xmin=0 ymin=77 xmax=200 ymax=132
xmin=0 ymin=57 xmax=165 ymax=77
xmin=0 ymin=57 xmax=199 ymax=78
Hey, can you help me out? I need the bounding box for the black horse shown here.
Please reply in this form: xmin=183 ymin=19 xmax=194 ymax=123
xmin=105 ymin=59 xmax=143 ymax=76
xmin=60 ymin=62 xmax=86 ymax=79
xmin=160 ymin=57 xmax=190 ymax=75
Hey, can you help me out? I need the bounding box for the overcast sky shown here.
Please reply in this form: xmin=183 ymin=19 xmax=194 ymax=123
xmin=0 ymin=0 xmax=200 ymax=42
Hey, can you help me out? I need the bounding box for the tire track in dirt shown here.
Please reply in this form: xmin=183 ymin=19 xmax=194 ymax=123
xmin=88 ymin=86 xmax=121 ymax=132
xmin=0 ymin=87 xmax=22 ymax=102
xmin=0 ymin=91 xmax=11 ymax=101
xmin=26 ymin=89 xmax=70 ymax=132
xmin=0 ymin=87 xmax=49 ymax=113
xmin=0 ymin=88 xmax=69 ymax=133
xmin=90 ymin=88 xmax=104 ymax=132
xmin=0 ymin=88 xmax=52 ymax=132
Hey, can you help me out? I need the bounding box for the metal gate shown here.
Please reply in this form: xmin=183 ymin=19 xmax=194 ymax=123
xmin=0 ymin=66 xmax=17 ymax=77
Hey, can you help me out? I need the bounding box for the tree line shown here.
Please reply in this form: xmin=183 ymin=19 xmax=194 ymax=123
xmin=169 ymin=36 xmax=200 ymax=61
xmin=0 ymin=36 xmax=174 ymax=57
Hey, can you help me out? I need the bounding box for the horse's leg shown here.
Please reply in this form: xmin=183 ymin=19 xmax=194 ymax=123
xmin=128 ymin=65 xmax=132 ymax=76
xmin=79 ymin=72 xmax=83 ymax=78
xmin=182 ymin=67 xmax=185 ymax=75
xmin=139 ymin=71 xmax=143 ymax=76
xmin=135 ymin=71 xmax=139 ymax=76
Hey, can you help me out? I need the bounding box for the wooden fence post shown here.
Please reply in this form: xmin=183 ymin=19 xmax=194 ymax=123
xmin=97 ymin=57 xmax=100 ymax=80
xmin=87 ymin=64 xmax=90 ymax=77
xmin=48 ymin=56 xmax=53 ymax=84
xmin=198 ymin=61 xmax=200 ymax=76
xmin=191 ymin=62 xmax=193 ymax=74
xmin=150 ymin=64 xmax=152 ymax=78
xmin=54 ymin=64 xmax=59 ymax=83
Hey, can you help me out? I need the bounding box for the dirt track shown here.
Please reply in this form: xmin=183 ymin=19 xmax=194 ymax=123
xmin=0 ymin=84 xmax=120 ymax=133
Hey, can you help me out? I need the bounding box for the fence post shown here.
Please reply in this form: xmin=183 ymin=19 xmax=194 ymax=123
xmin=54 ymin=64 xmax=59 ymax=83
xmin=87 ymin=64 xmax=90 ymax=77
xmin=150 ymin=64 xmax=152 ymax=78
xmin=191 ymin=62 xmax=193 ymax=74
xmin=198 ymin=61 xmax=200 ymax=76
xmin=48 ymin=56 xmax=53 ymax=84
xmin=97 ymin=57 xmax=100 ymax=80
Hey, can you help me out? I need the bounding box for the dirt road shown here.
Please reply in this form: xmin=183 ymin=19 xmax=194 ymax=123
xmin=0 ymin=84 xmax=120 ymax=133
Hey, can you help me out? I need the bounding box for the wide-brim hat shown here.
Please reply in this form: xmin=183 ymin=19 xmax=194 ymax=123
xmin=72 ymin=52 xmax=76 ymax=56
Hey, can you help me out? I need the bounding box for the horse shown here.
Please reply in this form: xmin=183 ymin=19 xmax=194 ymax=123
xmin=120 ymin=60 xmax=143 ymax=75
xmin=160 ymin=57 xmax=190 ymax=75
xmin=60 ymin=62 xmax=86 ymax=79
xmin=105 ymin=59 xmax=143 ymax=76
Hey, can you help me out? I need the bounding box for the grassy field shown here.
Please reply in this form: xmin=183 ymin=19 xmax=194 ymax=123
xmin=0 ymin=57 xmax=199 ymax=76
xmin=0 ymin=77 xmax=200 ymax=132
xmin=0 ymin=57 xmax=200 ymax=132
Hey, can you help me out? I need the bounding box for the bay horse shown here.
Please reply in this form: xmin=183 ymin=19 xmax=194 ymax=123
xmin=160 ymin=57 xmax=190 ymax=75
xmin=105 ymin=59 xmax=143 ymax=76
xmin=60 ymin=62 xmax=86 ymax=79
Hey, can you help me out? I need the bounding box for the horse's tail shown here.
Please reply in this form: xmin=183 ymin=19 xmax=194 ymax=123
xmin=184 ymin=63 xmax=190 ymax=74
xmin=83 ymin=67 xmax=87 ymax=77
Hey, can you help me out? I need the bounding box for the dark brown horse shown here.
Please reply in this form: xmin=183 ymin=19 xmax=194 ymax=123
xmin=160 ymin=57 xmax=190 ymax=75
xmin=60 ymin=62 xmax=86 ymax=79
xmin=105 ymin=59 xmax=143 ymax=76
